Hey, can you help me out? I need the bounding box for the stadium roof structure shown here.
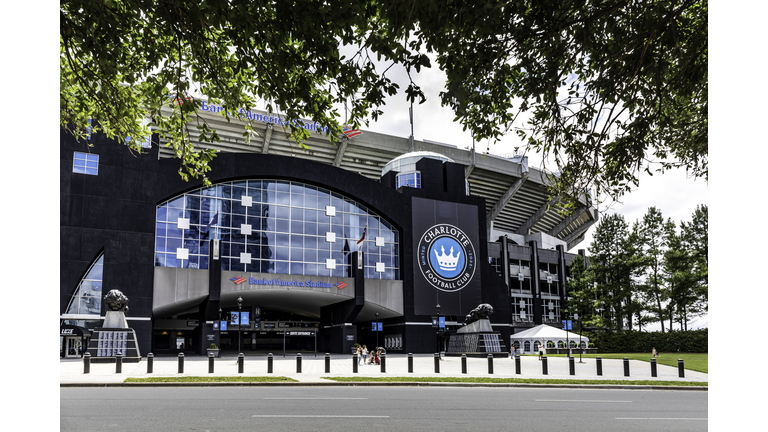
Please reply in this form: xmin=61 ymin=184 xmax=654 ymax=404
xmin=156 ymin=106 xmax=598 ymax=250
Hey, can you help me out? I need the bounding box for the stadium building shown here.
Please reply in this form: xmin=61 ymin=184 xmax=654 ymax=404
xmin=60 ymin=105 xmax=597 ymax=357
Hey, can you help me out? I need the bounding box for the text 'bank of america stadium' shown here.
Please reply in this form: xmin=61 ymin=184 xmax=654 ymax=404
xmin=60 ymin=105 xmax=597 ymax=359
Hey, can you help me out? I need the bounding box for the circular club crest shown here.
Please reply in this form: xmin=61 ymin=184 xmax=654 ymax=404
xmin=417 ymin=224 xmax=476 ymax=292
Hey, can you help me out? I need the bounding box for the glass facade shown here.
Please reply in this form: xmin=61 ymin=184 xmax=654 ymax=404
xmin=63 ymin=254 xmax=104 ymax=318
xmin=154 ymin=180 xmax=400 ymax=280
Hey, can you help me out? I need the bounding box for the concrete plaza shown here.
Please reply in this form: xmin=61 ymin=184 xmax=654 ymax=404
xmin=60 ymin=353 xmax=708 ymax=387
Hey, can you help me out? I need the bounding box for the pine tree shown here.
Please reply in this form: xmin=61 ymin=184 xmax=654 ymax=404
xmin=636 ymin=207 xmax=673 ymax=332
xmin=587 ymin=214 xmax=636 ymax=331
xmin=565 ymin=255 xmax=596 ymax=328
xmin=678 ymin=205 xmax=708 ymax=328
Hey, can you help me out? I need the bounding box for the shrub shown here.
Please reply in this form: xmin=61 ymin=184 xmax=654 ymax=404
xmin=581 ymin=329 xmax=707 ymax=353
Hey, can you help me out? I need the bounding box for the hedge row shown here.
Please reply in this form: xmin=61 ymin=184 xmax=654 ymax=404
xmin=581 ymin=329 xmax=708 ymax=353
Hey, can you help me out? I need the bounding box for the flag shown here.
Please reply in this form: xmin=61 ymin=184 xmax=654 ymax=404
xmin=342 ymin=125 xmax=362 ymax=139
xmin=357 ymin=225 xmax=367 ymax=245
xmin=203 ymin=212 xmax=219 ymax=234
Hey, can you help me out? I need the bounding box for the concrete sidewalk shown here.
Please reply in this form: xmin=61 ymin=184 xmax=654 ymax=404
xmin=60 ymin=353 xmax=708 ymax=387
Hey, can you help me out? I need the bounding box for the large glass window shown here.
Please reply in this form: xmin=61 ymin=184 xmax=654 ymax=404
xmin=509 ymin=259 xmax=531 ymax=293
xmin=512 ymin=296 xmax=533 ymax=322
xmin=396 ymin=171 xmax=421 ymax=189
xmin=155 ymin=180 xmax=401 ymax=280
xmin=542 ymin=298 xmax=561 ymax=324
xmin=63 ymin=254 xmax=104 ymax=319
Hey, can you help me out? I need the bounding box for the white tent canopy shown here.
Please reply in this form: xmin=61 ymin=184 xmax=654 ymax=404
xmin=510 ymin=324 xmax=589 ymax=354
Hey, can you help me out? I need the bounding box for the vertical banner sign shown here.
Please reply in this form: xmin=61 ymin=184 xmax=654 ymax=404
xmin=253 ymin=306 xmax=261 ymax=329
xmin=412 ymin=197 xmax=482 ymax=316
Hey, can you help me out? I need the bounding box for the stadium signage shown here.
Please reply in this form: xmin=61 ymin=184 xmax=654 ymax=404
xmin=411 ymin=197 xmax=482 ymax=316
xmin=201 ymin=101 xmax=330 ymax=134
xmin=417 ymin=223 xmax=476 ymax=292
xmin=232 ymin=276 xmax=339 ymax=289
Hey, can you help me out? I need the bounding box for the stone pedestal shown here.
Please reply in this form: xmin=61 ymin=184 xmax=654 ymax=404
xmin=445 ymin=319 xmax=508 ymax=358
xmin=85 ymin=310 xmax=142 ymax=363
xmin=102 ymin=310 xmax=128 ymax=328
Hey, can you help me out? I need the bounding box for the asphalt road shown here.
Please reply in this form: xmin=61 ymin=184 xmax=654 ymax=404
xmin=61 ymin=386 xmax=707 ymax=432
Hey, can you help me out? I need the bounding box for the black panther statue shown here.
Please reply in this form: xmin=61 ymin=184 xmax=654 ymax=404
xmin=104 ymin=289 xmax=129 ymax=312
xmin=464 ymin=303 xmax=494 ymax=324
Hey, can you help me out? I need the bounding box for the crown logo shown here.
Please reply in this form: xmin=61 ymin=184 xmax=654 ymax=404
xmin=434 ymin=245 xmax=460 ymax=271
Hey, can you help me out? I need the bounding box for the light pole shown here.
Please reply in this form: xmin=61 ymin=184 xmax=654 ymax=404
xmin=237 ymin=296 xmax=243 ymax=353
xmin=435 ymin=303 xmax=441 ymax=356
xmin=565 ymin=313 xmax=570 ymax=358
xmin=218 ymin=308 xmax=223 ymax=356
xmin=575 ymin=312 xmax=583 ymax=363
xmin=375 ymin=312 xmax=379 ymax=349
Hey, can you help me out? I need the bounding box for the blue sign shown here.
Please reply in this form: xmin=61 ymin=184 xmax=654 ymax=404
xmin=240 ymin=312 xmax=250 ymax=325
xmin=430 ymin=237 xmax=465 ymax=279
xmin=439 ymin=317 xmax=445 ymax=329
xmin=230 ymin=312 xmax=240 ymax=325
xmin=372 ymin=322 xmax=383 ymax=331
xmin=220 ymin=321 xmax=227 ymax=331
xmin=562 ymin=320 xmax=572 ymax=330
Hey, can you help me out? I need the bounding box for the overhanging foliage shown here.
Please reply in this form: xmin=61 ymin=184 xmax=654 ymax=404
xmin=61 ymin=0 xmax=707 ymax=204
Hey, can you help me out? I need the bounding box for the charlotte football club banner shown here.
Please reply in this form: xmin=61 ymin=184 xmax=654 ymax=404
xmin=412 ymin=197 xmax=482 ymax=316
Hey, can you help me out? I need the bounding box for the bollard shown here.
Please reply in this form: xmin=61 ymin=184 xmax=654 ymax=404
xmin=325 ymin=353 xmax=331 ymax=374
xmin=623 ymin=357 xmax=630 ymax=376
xmin=177 ymin=352 xmax=184 ymax=374
xmin=678 ymin=359 xmax=685 ymax=378
xmin=515 ymin=355 xmax=521 ymax=375
xmin=147 ymin=353 xmax=154 ymax=373
xmin=487 ymin=354 xmax=494 ymax=374
xmin=267 ymin=353 xmax=273 ymax=374
xmin=408 ymin=353 xmax=413 ymax=373
xmin=208 ymin=352 xmax=215 ymax=374
xmin=434 ymin=353 xmax=440 ymax=374
xmin=569 ymin=356 xmax=575 ymax=376
xmin=380 ymin=353 xmax=386 ymax=373
xmin=461 ymin=354 xmax=467 ymax=374
xmin=353 ymin=354 xmax=358 ymax=373
xmin=238 ymin=353 xmax=244 ymax=374
xmin=542 ymin=356 xmax=548 ymax=375
xmin=83 ymin=352 xmax=91 ymax=374
xmin=650 ymin=358 xmax=657 ymax=377
xmin=596 ymin=356 xmax=603 ymax=376
xmin=116 ymin=353 xmax=123 ymax=374
xmin=296 ymin=353 xmax=302 ymax=373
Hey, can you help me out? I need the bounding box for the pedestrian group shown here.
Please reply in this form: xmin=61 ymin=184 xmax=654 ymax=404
xmin=356 ymin=345 xmax=382 ymax=365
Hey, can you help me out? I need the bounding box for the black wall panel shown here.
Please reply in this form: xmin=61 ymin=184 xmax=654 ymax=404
xmin=61 ymin=129 xmax=515 ymax=354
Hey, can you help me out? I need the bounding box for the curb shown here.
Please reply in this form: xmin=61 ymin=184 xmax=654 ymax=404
xmin=60 ymin=381 xmax=707 ymax=391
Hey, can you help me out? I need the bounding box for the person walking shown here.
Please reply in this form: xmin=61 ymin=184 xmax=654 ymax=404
xmin=538 ymin=341 xmax=544 ymax=361
xmin=510 ymin=344 xmax=516 ymax=360
xmin=357 ymin=345 xmax=363 ymax=365
xmin=362 ymin=345 xmax=368 ymax=365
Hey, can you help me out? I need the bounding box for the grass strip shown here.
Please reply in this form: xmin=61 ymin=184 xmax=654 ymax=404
xmin=124 ymin=376 xmax=298 ymax=383
xmin=523 ymin=353 xmax=708 ymax=374
xmin=322 ymin=377 xmax=707 ymax=386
